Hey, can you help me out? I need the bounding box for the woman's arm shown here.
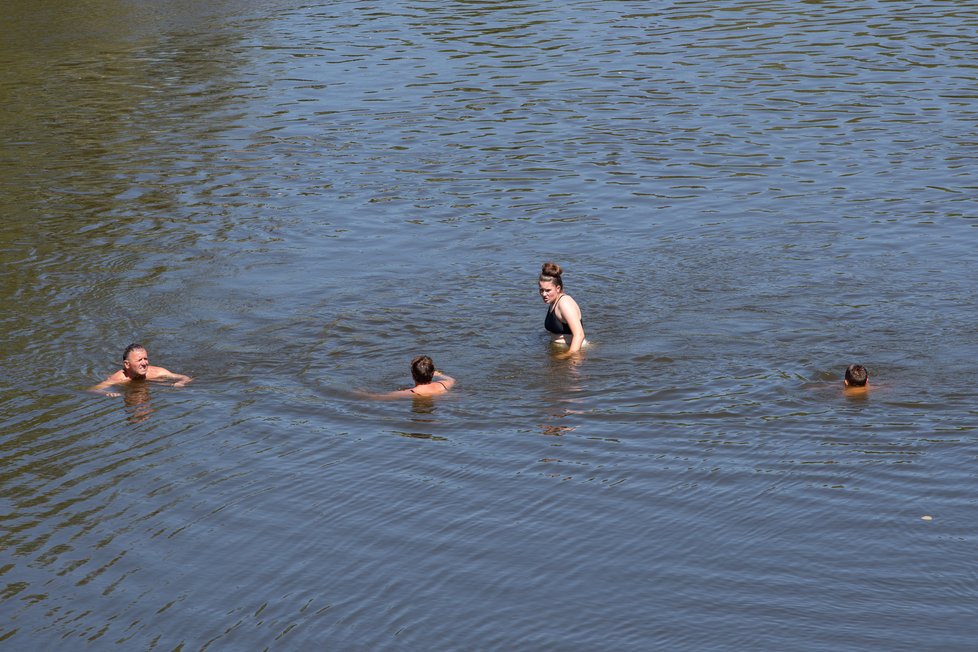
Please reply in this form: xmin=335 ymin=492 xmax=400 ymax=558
xmin=358 ymin=388 xmax=415 ymax=400
xmin=559 ymin=297 xmax=586 ymax=353
xmin=434 ymin=371 xmax=455 ymax=390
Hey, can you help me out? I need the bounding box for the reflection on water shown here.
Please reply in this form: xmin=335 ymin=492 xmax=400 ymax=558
xmin=121 ymin=383 xmax=155 ymax=424
xmin=538 ymin=421 xmax=577 ymax=438
xmin=2 ymin=0 xmax=978 ymax=649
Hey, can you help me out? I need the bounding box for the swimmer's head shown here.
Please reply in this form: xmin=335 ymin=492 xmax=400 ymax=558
xmin=122 ymin=343 xmax=150 ymax=379
xmin=844 ymin=364 xmax=868 ymax=387
xmin=122 ymin=342 xmax=145 ymax=362
xmin=411 ymin=355 xmax=435 ymax=384
xmin=539 ymin=261 xmax=564 ymax=291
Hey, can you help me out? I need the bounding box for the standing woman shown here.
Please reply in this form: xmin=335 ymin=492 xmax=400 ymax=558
xmin=539 ymin=261 xmax=586 ymax=353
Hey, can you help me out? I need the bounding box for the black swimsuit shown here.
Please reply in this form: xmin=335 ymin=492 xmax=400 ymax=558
xmin=545 ymin=295 xmax=574 ymax=335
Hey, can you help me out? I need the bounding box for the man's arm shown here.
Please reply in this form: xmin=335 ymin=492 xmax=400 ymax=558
xmin=88 ymin=371 xmax=126 ymax=397
xmin=170 ymin=373 xmax=192 ymax=388
xmin=149 ymin=366 xmax=192 ymax=387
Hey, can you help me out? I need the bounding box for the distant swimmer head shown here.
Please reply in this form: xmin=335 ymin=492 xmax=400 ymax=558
xmin=844 ymin=364 xmax=868 ymax=387
xmin=411 ymin=355 xmax=435 ymax=384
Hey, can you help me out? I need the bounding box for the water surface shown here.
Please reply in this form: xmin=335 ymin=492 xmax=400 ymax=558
xmin=2 ymin=1 xmax=977 ymax=649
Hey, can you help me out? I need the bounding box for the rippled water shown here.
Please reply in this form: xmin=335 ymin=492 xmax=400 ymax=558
xmin=2 ymin=1 xmax=977 ymax=649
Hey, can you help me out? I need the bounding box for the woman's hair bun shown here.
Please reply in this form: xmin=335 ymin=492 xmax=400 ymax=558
xmin=541 ymin=261 xmax=563 ymax=277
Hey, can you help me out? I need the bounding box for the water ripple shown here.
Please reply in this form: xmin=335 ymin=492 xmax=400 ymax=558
xmin=3 ymin=1 xmax=978 ymax=649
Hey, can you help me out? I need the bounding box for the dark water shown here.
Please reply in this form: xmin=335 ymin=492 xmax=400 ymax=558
xmin=2 ymin=1 xmax=977 ymax=649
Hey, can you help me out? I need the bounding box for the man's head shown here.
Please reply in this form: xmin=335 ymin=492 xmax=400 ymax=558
xmin=844 ymin=364 xmax=868 ymax=387
xmin=411 ymin=355 xmax=435 ymax=384
xmin=122 ymin=343 xmax=150 ymax=379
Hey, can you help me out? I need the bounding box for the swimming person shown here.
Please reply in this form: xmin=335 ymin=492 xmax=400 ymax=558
xmin=538 ymin=261 xmax=586 ymax=354
xmin=366 ymin=355 xmax=455 ymax=399
xmin=90 ymin=343 xmax=192 ymax=397
xmin=843 ymin=363 xmax=869 ymax=393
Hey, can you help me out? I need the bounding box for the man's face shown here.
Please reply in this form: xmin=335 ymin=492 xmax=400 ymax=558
xmin=124 ymin=348 xmax=150 ymax=378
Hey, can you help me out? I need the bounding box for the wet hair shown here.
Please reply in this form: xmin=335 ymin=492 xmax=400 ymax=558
xmin=122 ymin=343 xmax=146 ymax=362
xmin=845 ymin=364 xmax=868 ymax=387
xmin=539 ymin=261 xmax=563 ymax=289
xmin=411 ymin=355 xmax=435 ymax=384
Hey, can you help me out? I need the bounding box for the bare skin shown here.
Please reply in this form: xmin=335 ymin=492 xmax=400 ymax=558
xmin=843 ymin=379 xmax=869 ymax=396
xmin=90 ymin=347 xmax=192 ymax=397
xmin=539 ymin=279 xmax=585 ymax=356
xmin=366 ymin=371 xmax=455 ymax=400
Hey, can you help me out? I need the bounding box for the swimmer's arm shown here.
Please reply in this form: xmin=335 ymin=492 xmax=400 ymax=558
xmin=433 ymin=371 xmax=455 ymax=390
xmin=170 ymin=373 xmax=192 ymax=388
xmin=88 ymin=372 xmax=126 ymax=397
xmin=358 ymin=388 xmax=415 ymax=400
xmin=561 ymin=298 xmax=586 ymax=354
xmin=150 ymin=366 xmax=193 ymax=387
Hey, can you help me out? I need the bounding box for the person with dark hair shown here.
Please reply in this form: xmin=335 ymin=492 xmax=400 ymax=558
xmin=844 ymin=364 xmax=869 ymax=392
xmin=366 ymin=355 xmax=455 ymax=399
xmin=538 ymin=261 xmax=586 ymax=354
xmin=90 ymin=343 xmax=192 ymax=397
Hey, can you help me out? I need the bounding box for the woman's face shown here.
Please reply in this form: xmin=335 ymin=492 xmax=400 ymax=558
xmin=538 ymin=280 xmax=561 ymax=304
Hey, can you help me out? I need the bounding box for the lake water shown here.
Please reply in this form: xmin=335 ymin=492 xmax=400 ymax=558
xmin=2 ymin=1 xmax=977 ymax=649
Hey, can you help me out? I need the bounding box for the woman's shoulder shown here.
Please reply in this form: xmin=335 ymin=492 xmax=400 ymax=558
xmin=557 ymin=293 xmax=580 ymax=310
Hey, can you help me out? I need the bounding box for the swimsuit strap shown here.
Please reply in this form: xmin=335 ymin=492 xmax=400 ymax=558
xmin=548 ymin=293 xmax=565 ymax=315
xmin=411 ymin=383 xmax=446 ymax=394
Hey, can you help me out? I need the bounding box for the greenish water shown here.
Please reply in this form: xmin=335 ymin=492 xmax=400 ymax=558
xmin=2 ymin=1 xmax=977 ymax=649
